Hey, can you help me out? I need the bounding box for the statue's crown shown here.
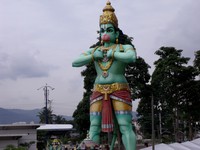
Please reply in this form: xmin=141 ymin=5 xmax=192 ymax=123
xmin=99 ymin=1 xmax=118 ymax=28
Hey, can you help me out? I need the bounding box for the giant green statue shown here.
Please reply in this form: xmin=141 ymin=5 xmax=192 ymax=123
xmin=72 ymin=1 xmax=136 ymax=150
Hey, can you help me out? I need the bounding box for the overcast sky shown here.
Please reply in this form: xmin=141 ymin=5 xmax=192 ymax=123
xmin=0 ymin=0 xmax=199 ymax=116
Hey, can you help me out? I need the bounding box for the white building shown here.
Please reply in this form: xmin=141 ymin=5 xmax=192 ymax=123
xmin=0 ymin=124 xmax=40 ymax=150
xmin=0 ymin=124 xmax=73 ymax=150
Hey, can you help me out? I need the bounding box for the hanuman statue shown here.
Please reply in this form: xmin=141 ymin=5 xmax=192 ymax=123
xmin=72 ymin=1 xmax=137 ymax=150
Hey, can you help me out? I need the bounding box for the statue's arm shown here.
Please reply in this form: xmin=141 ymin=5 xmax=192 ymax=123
xmin=72 ymin=49 xmax=94 ymax=67
xmin=114 ymin=45 xmax=136 ymax=63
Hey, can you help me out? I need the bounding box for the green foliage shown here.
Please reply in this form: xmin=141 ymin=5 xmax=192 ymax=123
xmin=180 ymin=80 xmax=200 ymax=121
xmin=37 ymin=107 xmax=69 ymax=124
xmin=73 ymin=94 xmax=90 ymax=135
xmin=4 ymin=145 xmax=26 ymax=150
xmin=137 ymin=47 xmax=200 ymax=141
xmin=19 ymin=141 xmax=35 ymax=149
xmin=194 ymin=50 xmax=200 ymax=74
xmin=53 ymin=115 xmax=68 ymax=124
xmin=149 ymin=47 xmax=200 ymax=141
xmin=126 ymin=57 xmax=151 ymax=100
xmin=81 ymin=63 xmax=97 ymax=93
xmin=136 ymin=85 xmax=152 ymax=138
xmin=37 ymin=107 xmax=54 ymax=124
xmin=4 ymin=145 xmax=16 ymax=150
xmin=152 ymin=47 xmax=192 ymax=109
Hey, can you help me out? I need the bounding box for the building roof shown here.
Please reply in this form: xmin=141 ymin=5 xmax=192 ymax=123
xmin=181 ymin=141 xmax=200 ymax=150
xmin=141 ymin=143 xmax=174 ymax=150
xmin=37 ymin=124 xmax=73 ymax=131
xmin=191 ymin=138 xmax=200 ymax=146
xmin=169 ymin=143 xmax=191 ymax=150
xmin=140 ymin=138 xmax=200 ymax=150
xmin=0 ymin=124 xmax=40 ymax=130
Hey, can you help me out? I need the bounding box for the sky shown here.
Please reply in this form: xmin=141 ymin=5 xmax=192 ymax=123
xmin=0 ymin=0 xmax=200 ymax=116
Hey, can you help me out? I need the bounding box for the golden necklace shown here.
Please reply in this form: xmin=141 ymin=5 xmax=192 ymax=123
xmin=100 ymin=44 xmax=116 ymax=51
xmin=98 ymin=44 xmax=117 ymax=78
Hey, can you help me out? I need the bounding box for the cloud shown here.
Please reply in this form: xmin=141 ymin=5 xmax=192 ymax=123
xmin=0 ymin=51 xmax=57 ymax=80
xmin=156 ymin=1 xmax=200 ymax=60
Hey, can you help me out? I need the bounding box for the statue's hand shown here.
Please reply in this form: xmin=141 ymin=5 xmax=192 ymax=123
xmin=107 ymin=49 xmax=113 ymax=59
xmin=93 ymin=49 xmax=103 ymax=60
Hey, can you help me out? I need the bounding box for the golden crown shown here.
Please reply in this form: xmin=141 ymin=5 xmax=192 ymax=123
xmin=99 ymin=1 xmax=118 ymax=28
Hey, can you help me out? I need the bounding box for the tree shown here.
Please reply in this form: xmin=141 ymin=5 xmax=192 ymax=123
xmin=136 ymin=84 xmax=152 ymax=138
xmin=37 ymin=107 xmax=68 ymax=124
xmin=180 ymin=80 xmax=200 ymax=139
xmin=53 ymin=115 xmax=67 ymax=124
xmin=37 ymin=107 xmax=54 ymax=124
xmin=193 ymin=50 xmax=200 ymax=136
xmin=194 ymin=50 xmax=200 ymax=76
xmin=125 ymin=57 xmax=151 ymax=100
xmin=151 ymin=47 xmax=197 ymax=141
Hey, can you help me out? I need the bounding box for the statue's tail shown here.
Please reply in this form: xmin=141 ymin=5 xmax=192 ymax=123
xmin=110 ymin=117 xmax=119 ymax=150
xmin=110 ymin=130 xmax=117 ymax=150
xmin=110 ymin=113 xmax=123 ymax=150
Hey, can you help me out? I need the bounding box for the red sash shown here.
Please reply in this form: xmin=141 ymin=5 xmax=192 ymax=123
xmin=90 ymin=90 xmax=131 ymax=132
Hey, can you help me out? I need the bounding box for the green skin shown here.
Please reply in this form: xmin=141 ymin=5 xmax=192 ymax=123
xmin=72 ymin=23 xmax=136 ymax=150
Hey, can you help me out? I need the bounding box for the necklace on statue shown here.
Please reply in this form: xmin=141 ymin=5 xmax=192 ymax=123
xmin=100 ymin=44 xmax=116 ymax=51
xmin=101 ymin=44 xmax=116 ymax=62
xmin=98 ymin=44 xmax=117 ymax=78
xmin=102 ymin=51 xmax=109 ymax=62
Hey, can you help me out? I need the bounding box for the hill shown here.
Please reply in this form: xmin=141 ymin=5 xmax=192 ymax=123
xmin=0 ymin=108 xmax=73 ymax=124
xmin=0 ymin=108 xmax=40 ymax=124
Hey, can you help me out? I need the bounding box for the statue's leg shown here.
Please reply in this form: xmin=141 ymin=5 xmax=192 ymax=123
xmin=116 ymin=114 xmax=136 ymax=150
xmin=89 ymin=115 xmax=101 ymax=144
xmin=89 ymin=100 xmax=102 ymax=144
xmin=112 ymin=99 xmax=136 ymax=150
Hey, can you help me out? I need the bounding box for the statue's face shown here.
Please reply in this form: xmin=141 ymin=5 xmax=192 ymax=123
xmin=100 ymin=23 xmax=119 ymax=44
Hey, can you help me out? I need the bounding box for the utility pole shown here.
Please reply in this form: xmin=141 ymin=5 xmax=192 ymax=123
xmin=151 ymin=94 xmax=155 ymax=150
xmin=37 ymin=83 xmax=54 ymax=124
xmin=158 ymin=103 xmax=162 ymax=143
xmin=159 ymin=111 xmax=162 ymax=142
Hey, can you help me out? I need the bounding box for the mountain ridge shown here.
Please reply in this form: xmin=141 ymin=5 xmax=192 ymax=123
xmin=0 ymin=107 xmax=73 ymax=124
